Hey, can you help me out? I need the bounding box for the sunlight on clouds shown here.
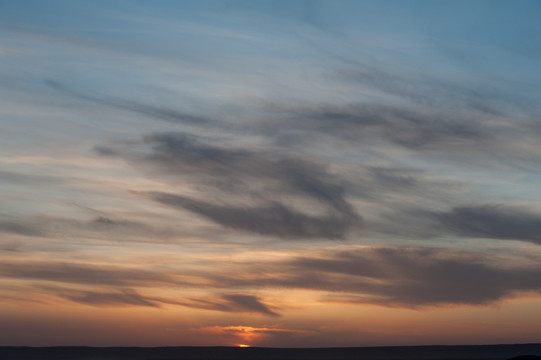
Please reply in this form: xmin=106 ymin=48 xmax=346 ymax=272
xmin=196 ymin=325 xmax=314 ymax=345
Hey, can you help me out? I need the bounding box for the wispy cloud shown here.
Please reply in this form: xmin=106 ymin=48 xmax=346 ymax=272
xmin=180 ymin=293 xmax=280 ymax=317
xmin=45 ymin=80 xmax=215 ymax=127
xmin=98 ymin=132 xmax=360 ymax=239
xmin=0 ymin=169 xmax=63 ymax=186
xmin=0 ymin=219 xmax=43 ymax=237
xmin=148 ymin=192 xmax=356 ymax=239
xmin=253 ymin=99 xmax=541 ymax=170
xmin=0 ymin=260 xmax=176 ymax=287
xmin=2 ymin=243 xmax=541 ymax=309
xmin=0 ymin=214 xmax=186 ymax=244
xmin=178 ymin=246 xmax=541 ymax=308
xmin=290 ymin=247 xmax=541 ymax=307
xmin=433 ymin=205 xmax=541 ymax=245
xmin=55 ymin=287 xmax=162 ymax=308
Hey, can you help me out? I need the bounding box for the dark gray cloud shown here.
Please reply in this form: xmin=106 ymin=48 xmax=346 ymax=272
xmin=0 ymin=261 xmax=176 ymax=287
xmin=188 ymin=246 xmax=541 ymax=308
xmin=264 ymin=103 xmax=491 ymax=153
xmin=35 ymin=283 xmax=279 ymax=314
xmin=221 ymin=294 xmax=279 ymax=316
xmin=126 ymin=133 xmax=356 ymax=217
xmin=249 ymin=66 xmax=541 ymax=169
xmin=99 ymin=132 xmax=360 ymax=239
xmin=180 ymin=293 xmax=279 ymax=317
xmin=433 ymin=205 xmax=541 ymax=244
xmin=0 ymin=214 xmax=186 ymax=243
xmin=149 ymin=192 xmax=355 ymax=239
xmin=3 ymin=246 xmax=540 ymax=309
xmin=7 ymin=276 xmax=279 ymax=314
xmin=86 ymin=216 xmax=146 ymax=233
xmin=0 ymin=219 xmax=44 ymax=237
xmin=284 ymin=247 xmax=541 ymax=306
xmin=59 ymin=288 xmax=161 ymax=308
xmin=67 ymin=290 xmax=280 ymax=315
xmin=367 ymin=167 xmax=419 ymax=189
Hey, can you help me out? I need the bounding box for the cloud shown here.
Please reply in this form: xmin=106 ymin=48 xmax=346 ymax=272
xmin=196 ymin=325 xmax=307 ymax=344
xmin=180 ymin=293 xmax=280 ymax=317
xmin=45 ymin=79 xmax=214 ymax=126
xmin=433 ymin=205 xmax=541 ymax=244
xmin=123 ymin=132 xmax=356 ymax=216
xmin=3 ymin=245 xmax=540 ymax=309
xmin=0 ymin=260 xmax=176 ymax=287
xmin=29 ymin=282 xmax=279 ymax=315
xmin=98 ymin=132 xmax=360 ymax=239
xmin=336 ymin=66 xmax=516 ymax=116
xmin=354 ymin=166 xmax=464 ymax=202
xmin=149 ymin=192 xmax=355 ymax=239
xmin=0 ymin=213 xmax=187 ymax=244
xmin=246 ymin=66 xmax=541 ymax=169
xmin=221 ymin=294 xmax=279 ymax=316
xmin=262 ymin=102 xmax=492 ymax=153
xmin=285 ymin=247 xmax=541 ymax=307
xmin=0 ymin=220 xmax=43 ymax=237
xmin=0 ymin=169 xmax=62 ymax=186
xmin=8 ymin=278 xmax=279 ymax=314
xmin=185 ymin=246 xmax=541 ymax=308
xmin=58 ymin=288 xmax=161 ymax=308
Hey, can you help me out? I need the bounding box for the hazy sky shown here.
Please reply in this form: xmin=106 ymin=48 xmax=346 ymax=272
xmin=2 ymin=0 xmax=541 ymax=347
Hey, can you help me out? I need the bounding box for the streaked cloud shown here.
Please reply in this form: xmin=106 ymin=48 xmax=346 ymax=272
xmin=56 ymin=288 xmax=162 ymax=308
xmin=0 ymin=260 xmax=176 ymax=287
xmin=148 ymin=192 xmax=356 ymax=239
xmin=0 ymin=169 xmax=63 ymax=186
xmin=287 ymin=247 xmax=541 ymax=307
xmin=433 ymin=205 xmax=541 ymax=245
xmin=179 ymin=294 xmax=280 ymax=317
xmin=45 ymin=79 xmax=215 ymax=127
xmin=3 ymin=245 xmax=540 ymax=309
xmin=0 ymin=219 xmax=43 ymax=237
xmin=98 ymin=132 xmax=360 ymax=239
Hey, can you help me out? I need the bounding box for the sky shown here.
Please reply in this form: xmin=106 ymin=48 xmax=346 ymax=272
xmin=1 ymin=0 xmax=541 ymax=348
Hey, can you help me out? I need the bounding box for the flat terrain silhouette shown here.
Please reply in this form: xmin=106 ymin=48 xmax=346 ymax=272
xmin=2 ymin=344 xmax=541 ymax=360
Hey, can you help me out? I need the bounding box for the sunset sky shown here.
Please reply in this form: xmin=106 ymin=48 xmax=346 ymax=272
xmin=2 ymin=0 xmax=541 ymax=347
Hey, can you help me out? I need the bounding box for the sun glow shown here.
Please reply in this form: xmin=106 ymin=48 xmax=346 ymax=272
xmin=238 ymin=344 xmax=251 ymax=348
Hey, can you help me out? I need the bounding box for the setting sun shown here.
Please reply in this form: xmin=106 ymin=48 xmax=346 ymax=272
xmin=238 ymin=344 xmax=251 ymax=348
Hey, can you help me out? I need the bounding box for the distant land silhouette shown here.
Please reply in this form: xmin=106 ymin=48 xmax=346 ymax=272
xmin=2 ymin=344 xmax=541 ymax=360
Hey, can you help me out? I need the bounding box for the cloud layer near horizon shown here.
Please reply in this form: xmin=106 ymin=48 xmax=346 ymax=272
xmin=2 ymin=245 xmax=540 ymax=311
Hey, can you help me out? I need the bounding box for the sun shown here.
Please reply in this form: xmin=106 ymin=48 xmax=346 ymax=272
xmin=238 ymin=344 xmax=251 ymax=348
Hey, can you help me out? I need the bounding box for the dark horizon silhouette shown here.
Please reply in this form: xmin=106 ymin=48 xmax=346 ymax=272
xmin=2 ymin=343 xmax=541 ymax=360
